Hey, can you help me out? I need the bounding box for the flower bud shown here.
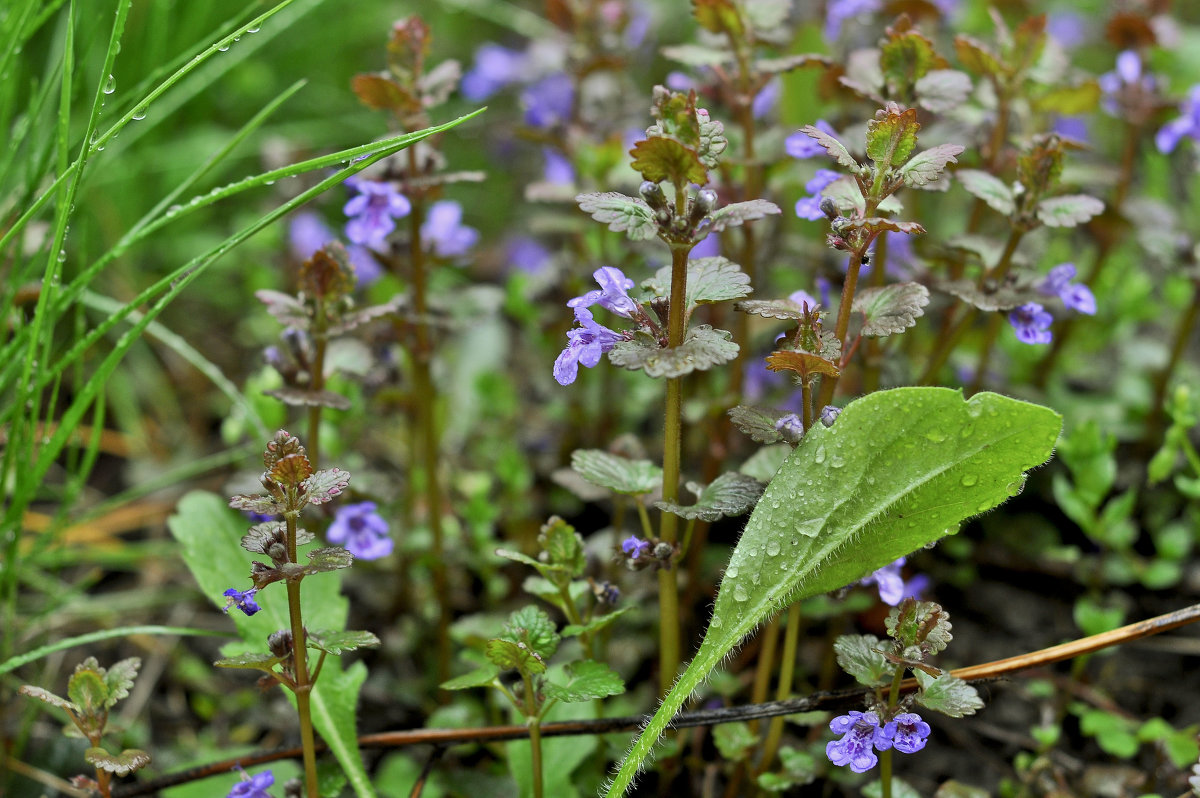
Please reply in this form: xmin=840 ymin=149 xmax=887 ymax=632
xmin=690 ymin=188 xmax=718 ymax=226
xmin=820 ymin=405 xmax=842 ymax=427
xmin=820 ymin=196 xmax=839 ymax=220
xmin=640 ymin=180 xmax=667 ymax=210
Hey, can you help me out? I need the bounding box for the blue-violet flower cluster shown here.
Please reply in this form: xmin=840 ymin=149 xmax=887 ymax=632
xmin=327 ymin=501 xmax=393 ymax=560
xmin=222 ymin=587 xmax=262 ymax=617
xmin=343 ymin=177 xmax=411 ymax=251
xmin=1008 ymin=303 xmax=1054 ymax=345
xmin=227 ymin=769 xmax=274 ymax=798
xmin=1156 ymin=85 xmax=1200 ymax=154
xmin=1038 ymin=263 xmax=1096 ymax=315
xmin=826 ymin=710 xmax=930 ymax=772
xmin=553 ymin=307 xmax=622 ymax=385
xmin=421 ymin=200 xmax=478 ymax=258
xmin=622 ymin=536 xmax=652 ymax=560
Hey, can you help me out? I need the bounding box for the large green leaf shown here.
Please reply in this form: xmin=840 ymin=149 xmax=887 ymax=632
xmin=169 ymin=491 xmax=376 ymax=798
xmin=603 ymin=388 xmax=1061 ymax=797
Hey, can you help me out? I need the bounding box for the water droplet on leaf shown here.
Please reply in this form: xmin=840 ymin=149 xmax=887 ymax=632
xmin=103 ymin=74 xmax=115 ymax=94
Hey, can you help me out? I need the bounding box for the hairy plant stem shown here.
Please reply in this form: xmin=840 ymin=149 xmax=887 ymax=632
xmin=657 ymin=239 xmax=690 ymax=695
xmin=920 ymin=226 xmax=1024 ymax=385
xmin=756 ymin=602 xmax=802 ymax=774
xmin=522 ymin=672 xmax=544 ymax=798
xmin=816 ymin=248 xmax=867 ymax=409
xmin=878 ymin=665 xmax=906 ymax=798
xmin=406 ymin=155 xmax=451 ymax=691
xmin=285 ymin=512 xmax=319 ymax=798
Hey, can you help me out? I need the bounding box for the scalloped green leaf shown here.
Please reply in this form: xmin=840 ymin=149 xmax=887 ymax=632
xmin=542 ymin=660 xmax=626 ymax=703
xmin=886 ymin=600 xmax=953 ymax=655
xmin=307 ymin=629 xmax=381 ymax=655
xmin=501 ymin=606 xmax=560 ymax=661
xmin=956 ymin=170 xmax=1015 ymax=216
xmin=914 ymin=671 xmax=984 ymax=717
xmin=1036 ymin=194 xmax=1104 ymax=228
xmin=728 ymin=405 xmax=787 ymax=444
xmin=655 ymin=472 xmax=764 ymax=522
xmin=630 ymin=136 xmax=708 ymax=186
xmin=486 ymin=638 xmax=547 ymax=675
xmin=85 ymin=747 xmax=151 ymax=777
xmin=609 ymin=325 xmax=738 ymax=378
xmin=853 ymin=282 xmax=929 ymax=337
xmin=797 ymin=124 xmax=859 ymax=170
xmin=915 ymin=69 xmax=973 ymax=114
xmin=938 ymin=277 xmax=1038 ymax=312
xmin=575 ymin=192 xmax=658 ymax=241
xmin=301 ymin=467 xmax=351 ymax=505
xmin=68 ymin=669 xmax=108 ymax=717
xmin=708 ymin=200 xmax=781 ymax=233
xmin=570 ymin=449 xmax=662 ymax=496
xmin=102 ymin=658 xmax=139 ymax=708
xmin=440 ymin=664 xmax=501 ymax=690
xmin=229 ymin=494 xmax=285 ymax=516
xmin=834 ymin=634 xmax=893 ymax=687
xmin=644 ymin=257 xmax=752 ymax=310
xmin=866 ymin=106 xmax=920 ymax=167
xmin=306 ymin=547 xmax=355 ymax=574
xmin=603 ymin=388 xmax=1062 ymax=797
xmin=18 ymin=685 xmax=74 ymax=712
xmin=900 ymin=143 xmax=965 ymax=188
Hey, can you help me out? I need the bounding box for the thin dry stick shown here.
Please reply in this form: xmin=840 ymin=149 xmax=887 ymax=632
xmin=110 ymin=602 xmax=1200 ymax=797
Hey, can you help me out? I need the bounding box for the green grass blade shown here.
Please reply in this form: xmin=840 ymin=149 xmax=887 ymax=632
xmin=0 ymin=625 xmax=229 ymax=677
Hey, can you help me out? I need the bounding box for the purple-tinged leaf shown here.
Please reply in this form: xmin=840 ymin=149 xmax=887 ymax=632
xmin=866 ymin=105 xmax=921 ymax=167
xmin=798 ymin=124 xmax=859 ymax=170
xmin=629 ymin=136 xmax=708 ymax=186
xmin=853 ymin=282 xmax=930 ymax=337
xmin=900 ymin=143 xmax=965 ymax=188
xmin=302 ymin=467 xmax=351 ymax=505
xmin=229 ymin=494 xmax=285 ymax=516
xmin=256 ymin=290 xmax=309 ymax=329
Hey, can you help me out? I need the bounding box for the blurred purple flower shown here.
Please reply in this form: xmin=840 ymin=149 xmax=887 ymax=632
xmin=1099 ymin=50 xmax=1156 ymax=116
xmin=1038 ymin=263 xmax=1096 ymax=315
xmin=290 ymin=211 xmax=382 ymax=285
xmin=891 ymin=712 xmax=931 ymax=754
xmin=1053 ymin=114 xmax=1090 ymax=143
xmin=860 ymin=556 xmax=926 ymax=605
xmin=743 ymin=357 xmax=783 ymax=402
xmin=327 ymin=501 xmax=393 ymax=560
xmin=825 ymin=0 xmax=882 ymax=42
xmin=542 ymin=147 xmax=575 ymax=185
xmin=568 ymin=266 xmax=637 ymax=317
xmin=795 ymin=169 xmax=841 ymax=220
xmin=222 ymin=588 xmax=261 ymax=617
xmin=826 ymin=711 xmax=894 ymax=773
xmin=421 ymin=201 xmax=478 ymax=258
xmin=622 ymin=535 xmax=652 ymax=559
xmin=665 ymin=71 xmax=696 ymax=92
xmin=461 ymin=43 xmax=527 ymax=101
xmin=786 ymin=120 xmax=838 ymax=159
xmin=789 ymin=289 xmax=819 ymax=311
xmin=507 ymin=236 xmax=553 ymax=276
xmin=752 ymin=77 xmax=781 ymax=119
xmin=691 ymin=232 xmax=719 ymax=258
xmin=622 ymin=2 xmax=653 ymax=49
xmin=343 ymin=177 xmax=411 ymax=251
xmin=1009 ymin=303 xmax=1053 ymax=345
xmin=1156 ymin=85 xmax=1200 ymax=154
xmin=816 ymin=275 xmax=833 ymax=308
xmin=1047 ymin=11 xmax=1088 ymax=49
xmin=227 ymin=769 xmax=274 ymax=798
xmin=522 ymin=74 xmax=574 ymax=128
xmin=554 ymin=307 xmax=622 ymax=385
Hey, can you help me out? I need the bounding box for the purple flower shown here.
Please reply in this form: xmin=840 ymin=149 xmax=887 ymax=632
xmin=241 ymin=509 xmax=276 ymax=524
xmin=752 ymin=78 xmax=781 ymax=120
xmin=785 ymin=120 xmax=838 ymax=160
xmin=789 ymin=290 xmax=819 ymax=311
xmin=795 ymin=169 xmax=841 ymax=221
xmin=222 ymin=588 xmax=262 ymax=617
xmin=691 ymin=232 xmax=719 ymax=258
xmin=327 ymin=501 xmax=393 ymax=560
xmin=228 ymin=769 xmax=274 ymax=798
xmin=891 ymin=712 xmax=931 ymax=754
xmin=1053 ymin=114 xmax=1090 ymax=143
xmin=289 ymin=211 xmax=382 ymax=285
xmin=343 ymin=178 xmax=411 ymax=251
xmin=1009 ymin=302 xmax=1053 ymax=345
xmin=826 ymin=711 xmax=894 ymax=773
xmin=543 ymin=147 xmax=575 ymax=185
xmin=553 ymin=306 xmax=623 ymax=385
xmin=824 ymin=0 xmax=882 ymax=42
xmin=421 ymin=201 xmax=478 ymax=258
xmin=622 ymin=535 xmax=652 ymax=559
xmin=1156 ymin=85 xmax=1200 ymax=154
xmin=1038 ymin=263 xmax=1096 ymax=315
xmin=860 ymin=557 xmax=926 ymax=606
xmin=1047 ymin=11 xmax=1088 ymax=49
xmin=775 ymin=413 xmax=804 ymax=437
xmin=522 ymin=74 xmax=574 ymax=129
xmin=567 ymin=266 xmax=637 ymax=317
xmin=506 ymin=236 xmax=553 ymax=276
xmin=461 ymin=43 xmax=527 ymax=101
xmin=819 ymin=405 xmax=841 ymax=427
xmin=1098 ymin=50 xmax=1156 ymax=116
xmin=665 ymin=71 xmax=696 ymax=92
